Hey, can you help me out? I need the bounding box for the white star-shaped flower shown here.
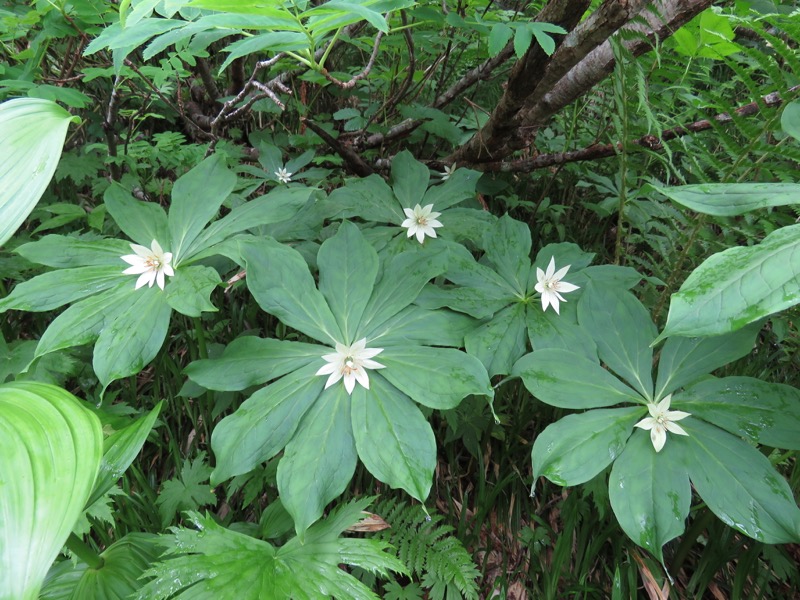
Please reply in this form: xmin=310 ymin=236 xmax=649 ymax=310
xmin=440 ymin=163 xmax=456 ymax=180
xmin=275 ymin=167 xmax=292 ymax=184
xmin=315 ymin=338 xmax=385 ymax=395
xmin=401 ymin=203 xmax=443 ymax=244
xmin=634 ymin=394 xmax=691 ymax=452
xmin=121 ymin=240 xmax=174 ymax=290
xmin=534 ymin=257 xmax=579 ymax=314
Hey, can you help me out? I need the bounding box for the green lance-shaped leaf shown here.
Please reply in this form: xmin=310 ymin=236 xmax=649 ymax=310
xmin=277 ymin=384 xmax=358 ymax=537
xmin=421 ymin=167 xmax=481 ymax=211
xmin=15 ymin=235 xmax=131 ymax=268
xmin=210 ymin=364 xmax=324 ymax=484
xmin=0 ymin=98 xmax=78 ymax=248
xmin=183 ymin=186 xmax=316 ymax=259
xmin=92 ymin=285 xmax=172 ymax=391
xmin=317 ymin=222 xmax=379 ymax=342
xmin=525 ymin=304 xmax=598 ymax=362
xmin=608 ymin=430 xmax=691 ymax=563
xmin=86 ymin=402 xmax=162 ymax=508
xmin=657 ymin=223 xmax=800 ymax=340
xmin=683 ymin=418 xmax=800 ymax=543
xmin=482 ymin=215 xmax=531 ymax=295
xmin=357 ymin=246 xmax=449 ymax=337
xmin=656 ymin=183 xmax=800 ymax=216
xmin=391 ymin=150 xmax=430 ymax=209
xmin=0 ymin=382 xmax=103 ymax=600
xmin=324 ymin=174 xmax=402 ymax=224
xmin=40 ymin=533 xmax=160 ymax=600
xmin=654 ymin=323 xmax=760 ymax=399
xmin=367 ymin=305 xmax=478 ymax=348
xmin=351 ymin=375 xmax=436 ymax=502
xmin=168 ymin=154 xmax=236 ymax=264
xmin=578 ymin=284 xmax=657 ymax=400
xmin=164 ymin=265 xmax=220 ymax=317
xmin=0 ymin=265 xmax=126 ymax=313
xmin=513 ymin=349 xmax=644 ymax=409
xmin=186 ymin=336 xmax=324 ymax=391
xmin=240 ymin=236 xmax=343 ymax=344
xmin=532 ymin=407 xmax=643 ymax=486
xmin=34 ymin=281 xmax=136 ymax=358
xmin=675 ymin=377 xmax=800 ymax=450
xmin=379 ymin=346 xmax=493 ymax=410
xmin=104 ymin=183 xmax=170 ymax=248
xmin=465 ymin=303 xmax=528 ymax=377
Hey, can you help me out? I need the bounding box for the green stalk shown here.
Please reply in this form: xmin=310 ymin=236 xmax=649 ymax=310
xmin=193 ymin=317 xmax=208 ymax=360
xmin=65 ymin=533 xmax=104 ymax=570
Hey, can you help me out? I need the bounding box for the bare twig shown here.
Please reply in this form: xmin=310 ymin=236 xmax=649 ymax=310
xmin=302 ymin=118 xmax=375 ymax=176
xmin=103 ymin=74 xmax=124 ymax=181
xmin=320 ymin=31 xmax=384 ymax=89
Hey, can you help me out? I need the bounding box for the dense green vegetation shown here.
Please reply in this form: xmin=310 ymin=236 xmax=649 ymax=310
xmin=1 ymin=1 xmax=799 ymax=598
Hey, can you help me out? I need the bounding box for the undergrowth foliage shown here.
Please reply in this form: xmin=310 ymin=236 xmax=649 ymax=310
xmin=1 ymin=1 xmax=800 ymax=599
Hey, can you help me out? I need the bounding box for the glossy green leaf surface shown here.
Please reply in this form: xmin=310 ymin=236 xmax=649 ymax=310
xmin=683 ymin=418 xmax=800 ymax=544
xmin=92 ymin=285 xmax=172 ymax=390
xmin=609 ymin=430 xmax=691 ymax=563
xmin=210 ymin=364 xmax=324 ymax=484
xmin=465 ymin=303 xmax=527 ymax=377
xmin=104 ymin=184 xmax=170 ymax=248
xmin=676 ymin=377 xmax=800 ymax=449
xmin=782 ymin=100 xmax=800 ymax=141
xmin=578 ymin=284 xmax=656 ymax=400
xmin=0 ymin=98 xmax=77 ymax=248
xmin=379 ymin=346 xmax=493 ymax=409
xmin=654 ymin=324 xmax=760 ymax=399
xmin=525 ymin=305 xmax=598 ymax=362
xmin=240 ymin=236 xmax=343 ymax=344
xmin=659 ymin=223 xmax=800 ymax=338
xmin=482 ymin=214 xmax=531 ymax=295
xmin=186 ymin=336 xmax=323 ymax=391
xmin=391 ymin=150 xmax=430 ymax=208
xmin=318 ymin=222 xmax=379 ymax=342
xmin=513 ymin=349 xmax=644 ymax=409
xmin=0 ymin=382 xmax=102 ymax=600
xmin=164 ymin=265 xmax=220 ymax=317
xmin=532 ymin=407 xmax=642 ymax=486
xmin=168 ymin=153 xmax=236 ymax=264
xmin=351 ymin=375 xmax=436 ymax=501
xmin=277 ymin=384 xmax=358 ymax=537
xmin=0 ymin=266 xmax=125 ymax=313
xmin=15 ymin=235 xmax=130 ymax=268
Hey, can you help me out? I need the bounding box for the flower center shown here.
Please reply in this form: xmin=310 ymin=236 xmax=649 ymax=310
xmin=146 ymin=256 xmax=162 ymax=269
xmin=343 ymin=358 xmax=357 ymax=375
xmin=416 ymin=216 xmax=428 ymax=226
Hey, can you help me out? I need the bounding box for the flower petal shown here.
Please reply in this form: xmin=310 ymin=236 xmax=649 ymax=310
xmin=650 ymin=426 xmax=667 ymax=452
xmin=557 ymin=281 xmax=580 ymax=293
xmin=343 ymin=373 xmax=357 ymax=395
xmin=664 ymin=421 xmax=689 ymax=436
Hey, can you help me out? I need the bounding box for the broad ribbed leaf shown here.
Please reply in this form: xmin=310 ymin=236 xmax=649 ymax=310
xmin=87 ymin=403 xmax=162 ymax=508
xmin=532 ymin=407 xmax=642 ymax=486
xmin=351 ymin=375 xmax=435 ymax=501
xmin=379 ymin=346 xmax=492 ymax=409
xmin=277 ymin=384 xmax=357 ymax=537
xmin=240 ymin=237 xmax=343 ymax=344
xmin=210 ymin=364 xmax=324 ymax=484
xmin=513 ymin=349 xmax=644 ymax=409
xmin=654 ymin=323 xmax=760 ymax=399
xmin=0 ymin=266 xmax=125 ymax=313
xmin=782 ymin=100 xmax=800 ymax=141
xmin=609 ymin=430 xmax=691 ymax=563
xmin=367 ymin=305 xmax=477 ymax=347
xmin=104 ymin=183 xmax=170 ymax=248
xmin=41 ymin=534 xmax=160 ymax=600
xmin=318 ymin=222 xmax=379 ymax=342
xmin=657 ymin=183 xmax=800 ymax=216
xmin=0 ymin=382 xmax=102 ymax=600
xmin=658 ymin=224 xmax=800 ymax=339
xmin=675 ymin=377 xmax=800 ymax=449
xmin=683 ymin=418 xmax=800 ymax=543
xmin=93 ymin=286 xmax=172 ymax=390
xmin=324 ymin=175 xmax=402 ymax=223
xmin=186 ymin=336 xmax=323 ymax=391
xmin=421 ymin=167 xmax=481 ymax=211
xmin=578 ymin=284 xmax=656 ymax=400
xmin=465 ymin=303 xmax=527 ymax=377
xmin=0 ymin=98 xmax=78 ymax=247
xmin=168 ymin=154 xmax=236 ymax=264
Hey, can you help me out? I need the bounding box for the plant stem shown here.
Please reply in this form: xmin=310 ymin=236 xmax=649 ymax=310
xmin=193 ymin=317 xmax=208 ymax=360
xmin=65 ymin=533 xmax=104 ymax=570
